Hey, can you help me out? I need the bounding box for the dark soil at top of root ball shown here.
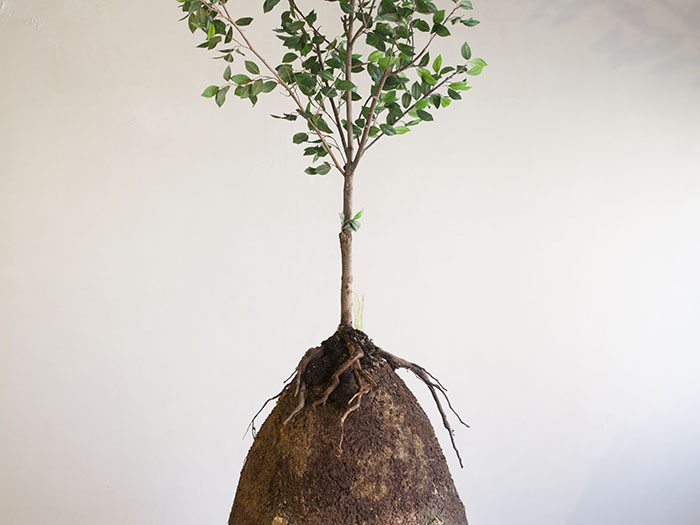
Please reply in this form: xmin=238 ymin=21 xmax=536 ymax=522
xmin=229 ymin=326 xmax=468 ymax=525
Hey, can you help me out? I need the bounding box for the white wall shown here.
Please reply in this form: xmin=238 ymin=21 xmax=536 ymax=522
xmin=1 ymin=1 xmax=699 ymax=524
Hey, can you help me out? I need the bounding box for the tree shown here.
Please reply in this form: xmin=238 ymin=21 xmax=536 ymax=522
xmin=176 ymin=1 xmax=486 ymax=523
xmin=179 ymin=0 xmax=485 ymax=327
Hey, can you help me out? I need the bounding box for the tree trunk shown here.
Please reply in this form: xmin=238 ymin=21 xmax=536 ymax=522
xmin=339 ymin=170 xmax=354 ymax=327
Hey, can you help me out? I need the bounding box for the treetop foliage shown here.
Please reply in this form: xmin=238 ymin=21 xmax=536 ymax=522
xmin=178 ymin=0 xmax=486 ymax=177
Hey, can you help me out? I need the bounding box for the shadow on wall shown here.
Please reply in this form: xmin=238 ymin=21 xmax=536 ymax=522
xmin=566 ymin=411 xmax=700 ymax=525
xmin=530 ymin=0 xmax=700 ymax=87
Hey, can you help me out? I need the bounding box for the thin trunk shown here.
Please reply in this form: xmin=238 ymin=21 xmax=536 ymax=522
xmin=339 ymin=1 xmax=356 ymax=328
xmin=339 ymin=169 xmax=354 ymax=327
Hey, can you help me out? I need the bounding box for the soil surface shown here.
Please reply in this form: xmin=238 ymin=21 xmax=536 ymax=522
xmin=229 ymin=327 xmax=468 ymax=525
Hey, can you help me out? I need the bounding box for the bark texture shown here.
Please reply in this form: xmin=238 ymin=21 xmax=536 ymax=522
xmin=229 ymin=329 xmax=468 ymax=525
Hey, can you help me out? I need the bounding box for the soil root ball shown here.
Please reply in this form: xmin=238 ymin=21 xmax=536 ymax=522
xmin=230 ymin=327 xmax=468 ymax=525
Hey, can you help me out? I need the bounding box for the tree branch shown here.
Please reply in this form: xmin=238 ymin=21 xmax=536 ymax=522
xmin=344 ymin=0 xmax=356 ymax=166
xmin=354 ymin=47 xmax=395 ymax=165
xmin=364 ymin=68 xmax=464 ymax=151
xmin=205 ymin=1 xmax=346 ymax=175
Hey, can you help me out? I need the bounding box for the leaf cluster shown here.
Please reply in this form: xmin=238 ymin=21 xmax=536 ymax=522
xmin=177 ymin=0 xmax=487 ymax=176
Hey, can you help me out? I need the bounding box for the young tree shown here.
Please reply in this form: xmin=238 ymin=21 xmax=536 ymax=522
xmin=176 ymin=1 xmax=486 ymax=523
xmin=179 ymin=0 xmax=485 ymax=327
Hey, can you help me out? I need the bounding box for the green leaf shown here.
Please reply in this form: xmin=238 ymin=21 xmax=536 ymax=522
xmin=432 ymin=55 xmax=442 ymax=74
xmin=433 ymin=24 xmax=450 ymax=37
xmin=339 ymin=212 xmax=345 ymax=223
xmin=235 ymin=17 xmax=253 ymax=26
xmin=352 ymin=209 xmax=364 ymax=220
xmin=416 ymin=0 xmax=437 ymax=14
xmin=417 ymin=68 xmax=437 ymax=85
xmin=433 ymin=10 xmax=445 ymax=25
xmin=316 ymin=162 xmax=331 ymax=175
xmin=449 ymin=81 xmax=469 ymax=90
xmin=293 ymin=132 xmax=309 ymax=144
xmin=411 ymin=82 xmax=422 ymax=100
xmin=250 ymin=79 xmax=264 ymax=96
xmin=382 ymin=90 xmax=397 ymax=104
xmin=206 ymin=23 xmax=216 ymax=40
xmin=282 ymin=52 xmax=297 ymax=63
xmin=416 ymin=109 xmax=433 ymax=121
xmin=414 ymin=98 xmax=430 ymax=110
xmin=413 ymin=19 xmax=430 ymax=32
xmin=447 ymin=88 xmax=462 ymax=100
xmin=368 ymin=50 xmax=384 ymax=62
xmin=312 ymin=116 xmax=333 ymax=134
xmin=380 ymin=123 xmax=397 ymax=136
xmin=394 ymin=125 xmax=410 ymax=134
xmin=462 ymin=17 xmax=480 ymax=27
xmin=335 ymin=79 xmax=356 ymax=90
xmin=245 ymin=61 xmax=260 ymax=75
xmin=231 ymin=74 xmax=251 ymax=85
xmin=318 ymin=70 xmax=335 ymax=82
xmin=263 ymin=0 xmax=281 ymax=13
xmin=367 ymin=63 xmax=383 ymax=83
xmin=344 ymin=220 xmax=361 ymax=232
xmin=467 ymin=59 xmax=486 ymax=76
xmin=461 ymin=42 xmax=472 ymax=60
xmin=262 ymin=80 xmax=277 ymax=93
xmin=223 ymin=65 xmax=231 ymax=81
xmin=201 ymin=85 xmax=219 ymax=98
xmin=459 ymin=0 xmax=474 ymax=9
xmin=215 ymin=86 xmax=230 ymax=107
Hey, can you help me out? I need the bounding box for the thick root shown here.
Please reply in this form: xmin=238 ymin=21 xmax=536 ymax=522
xmin=312 ymin=341 xmax=364 ymax=408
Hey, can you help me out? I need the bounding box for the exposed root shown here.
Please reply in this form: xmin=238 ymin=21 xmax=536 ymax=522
xmin=337 ymin=361 xmax=372 ymax=456
xmin=244 ymin=365 xmax=299 ymax=438
xmin=266 ymin=333 xmax=468 ymax=468
xmin=245 ymin=391 xmax=283 ymax=439
xmin=283 ymin=382 xmax=306 ymax=425
xmin=294 ymin=347 xmax=323 ymax=397
xmin=313 ymin=342 xmax=364 ymax=408
xmin=376 ymin=347 xmax=469 ymax=468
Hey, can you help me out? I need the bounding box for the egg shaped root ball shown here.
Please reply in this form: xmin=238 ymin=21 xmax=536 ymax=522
xmin=229 ymin=328 xmax=469 ymax=525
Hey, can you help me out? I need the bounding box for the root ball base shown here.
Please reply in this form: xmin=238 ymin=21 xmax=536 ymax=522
xmin=229 ymin=328 xmax=468 ymax=525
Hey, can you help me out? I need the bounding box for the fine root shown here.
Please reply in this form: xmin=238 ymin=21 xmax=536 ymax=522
xmin=245 ymin=391 xmax=283 ymax=439
xmin=244 ymin=363 xmax=298 ymax=438
xmin=376 ymin=347 xmax=469 ymax=468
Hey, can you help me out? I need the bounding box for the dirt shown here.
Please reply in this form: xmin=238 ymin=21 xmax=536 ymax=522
xmin=229 ymin=327 xmax=468 ymax=525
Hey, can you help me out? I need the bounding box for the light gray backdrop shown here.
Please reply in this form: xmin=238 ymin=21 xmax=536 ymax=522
xmin=1 ymin=0 xmax=699 ymax=524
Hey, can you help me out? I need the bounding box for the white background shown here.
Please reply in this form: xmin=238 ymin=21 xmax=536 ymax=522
xmin=2 ymin=1 xmax=699 ymax=524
